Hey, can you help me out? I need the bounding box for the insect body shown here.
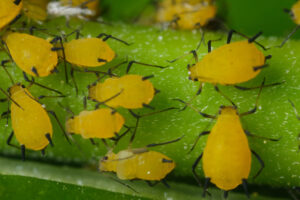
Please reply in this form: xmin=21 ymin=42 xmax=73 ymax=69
xmin=66 ymin=108 xmax=125 ymax=139
xmin=60 ymin=0 xmax=100 ymax=18
xmin=156 ymin=0 xmax=216 ymax=29
xmin=202 ymin=106 xmax=251 ymax=191
xmin=0 ymin=0 xmax=23 ymax=29
xmin=4 ymin=84 xmax=54 ymax=160
xmin=3 ymin=32 xmax=58 ymax=77
xmin=189 ymin=40 xmax=265 ymax=85
xmin=88 ymin=74 xmax=155 ymax=109
xmin=100 ymin=149 xmax=175 ymax=181
xmin=61 ymin=37 xmax=115 ymax=67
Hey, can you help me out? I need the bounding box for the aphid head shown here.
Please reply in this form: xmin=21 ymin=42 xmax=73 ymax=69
xmin=8 ymin=83 xmax=23 ymax=95
xmin=219 ymin=105 xmax=238 ymax=115
xmin=99 ymin=151 xmax=117 ymax=172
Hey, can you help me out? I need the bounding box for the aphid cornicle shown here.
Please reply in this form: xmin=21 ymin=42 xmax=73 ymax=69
xmin=2 ymin=32 xmax=58 ymax=77
xmin=100 ymin=136 xmax=182 ymax=183
xmin=4 ymin=84 xmax=54 ymax=160
xmin=176 ymin=79 xmax=279 ymax=198
xmin=156 ymin=0 xmax=216 ymax=29
xmin=88 ymin=61 xmax=164 ymax=109
xmin=66 ymin=108 xmax=125 ymax=139
xmin=0 ymin=0 xmax=23 ymax=30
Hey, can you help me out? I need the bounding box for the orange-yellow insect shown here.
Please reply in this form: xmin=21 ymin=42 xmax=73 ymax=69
xmin=100 ymin=137 xmax=182 ymax=183
xmin=2 ymin=32 xmax=58 ymax=77
xmin=66 ymin=108 xmax=125 ymax=139
xmin=0 ymin=0 xmax=23 ymax=30
xmin=3 ymin=84 xmax=53 ymax=160
xmin=88 ymin=74 xmax=155 ymax=109
xmin=189 ymin=31 xmax=268 ymax=86
xmin=178 ymin=80 xmax=279 ymax=198
xmin=280 ymin=1 xmax=300 ymax=47
xmin=23 ymin=0 xmax=49 ymax=21
xmin=60 ymin=37 xmax=115 ymax=67
xmin=156 ymin=0 xmax=216 ymax=29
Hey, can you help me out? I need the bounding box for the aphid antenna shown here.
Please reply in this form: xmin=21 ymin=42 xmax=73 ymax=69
xmin=94 ymin=89 xmax=123 ymax=109
xmin=1 ymin=60 xmax=15 ymax=85
xmin=278 ymin=26 xmax=300 ymax=48
xmin=97 ymin=33 xmax=132 ymax=46
xmin=22 ymin=72 xmax=64 ymax=95
xmin=146 ymin=135 xmax=184 ymax=148
xmin=126 ymin=60 xmax=168 ymax=74
xmin=0 ymin=88 xmax=23 ymax=110
xmin=128 ymin=107 xmax=179 ymax=148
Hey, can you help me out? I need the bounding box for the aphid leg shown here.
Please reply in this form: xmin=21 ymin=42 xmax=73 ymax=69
xmin=113 ymin=127 xmax=131 ymax=146
xmin=65 ymin=29 xmax=81 ymax=40
xmin=9 ymin=14 xmax=22 ymax=26
xmin=189 ymin=131 xmax=210 ymax=153
xmin=202 ymin=177 xmax=211 ymax=197
xmin=227 ymin=30 xmax=235 ymax=44
xmin=93 ymin=89 xmax=123 ymax=109
xmin=167 ymin=49 xmax=198 ymax=63
xmin=146 ymin=181 xmax=159 ymax=187
xmin=126 ymin=60 xmax=167 ymax=74
xmin=90 ymin=138 xmax=98 ymax=145
xmin=47 ymin=110 xmax=71 ymax=144
xmin=251 ymin=150 xmax=265 ymax=179
xmin=242 ymin=179 xmax=250 ymax=199
xmin=41 ymin=148 xmax=46 ymax=156
xmin=21 ymin=145 xmax=25 ymax=161
xmin=0 ymin=88 xmax=23 ymax=110
xmin=214 ymin=85 xmax=237 ymax=108
xmin=161 ymin=179 xmax=170 ymax=188
xmin=23 ymin=72 xmax=64 ymax=95
xmin=289 ymin=99 xmax=300 ymax=120
xmin=101 ymin=139 xmax=111 ymax=151
xmin=38 ymin=94 xmax=66 ymax=100
xmin=228 ymin=30 xmax=269 ymax=50
xmin=7 ymin=131 xmax=19 ymax=149
xmin=14 ymin=0 xmax=22 ymax=5
xmin=1 ymin=60 xmax=14 ymax=84
xmin=45 ymin=133 xmax=54 ymax=147
xmin=192 ymin=153 xmax=203 ymax=187
xmin=97 ymin=33 xmax=131 ymax=46
xmin=179 ymin=82 xmax=204 ymax=111
xmin=224 ymin=191 xmax=229 ymax=199
xmin=244 ymin=130 xmax=280 ymax=141
xmin=169 ymin=15 xmax=180 ymax=29
xmin=172 ymin=98 xmax=216 ymax=118
xmin=70 ymin=67 xmax=79 ymax=95
xmin=248 ymin=32 xmax=263 ymax=43
xmin=142 ymin=103 xmax=155 ymax=110
xmin=50 ymin=36 xmax=69 ymax=83
xmin=207 ymin=38 xmax=222 ymax=53
xmin=279 ymin=26 xmax=300 ymax=48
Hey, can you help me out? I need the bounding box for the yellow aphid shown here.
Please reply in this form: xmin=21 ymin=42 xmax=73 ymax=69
xmin=9 ymin=84 xmax=53 ymax=151
xmin=156 ymin=0 xmax=216 ymax=29
xmin=88 ymin=74 xmax=155 ymax=109
xmin=100 ymin=149 xmax=175 ymax=181
xmin=23 ymin=0 xmax=49 ymax=21
xmin=0 ymin=0 xmax=23 ymax=30
xmin=3 ymin=32 xmax=58 ymax=77
xmin=66 ymin=108 xmax=124 ymax=139
xmin=189 ymin=40 xmax=265 ymax=85
xmin=202 ymin=106 xmax=251 ymax=191
xmin=61 ymin=37 xmax=115 ymax=67
xmin=291 ymin=0 xmax=300 ymax=25
xmin=60 ymin=0 xmax=100 ymax=17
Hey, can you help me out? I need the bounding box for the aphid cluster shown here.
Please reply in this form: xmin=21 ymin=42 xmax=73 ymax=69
xmin=0 ymin=0 xmax=298 ymax=199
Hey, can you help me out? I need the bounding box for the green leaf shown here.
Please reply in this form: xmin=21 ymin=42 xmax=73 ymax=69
xmin=0 ymin=19 xmax=299 ymax=199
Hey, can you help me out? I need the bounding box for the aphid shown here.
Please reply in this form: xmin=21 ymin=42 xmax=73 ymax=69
xmin=171 ymin=30 xmax=281 ymax=104
xmin=88 ymin=61 xmax=164 ymax=109
xmin=288 ymin=99 xmax=300 ymax=151
xmin=156 ymin=0 xmax=217 ymax=29
xmin=1 ymin=83 xmax=67 ymax=161
xmin=2 ymin=32 xmax=58 ymax=77
xmin=280 ymin=1 xmax=300 ymax=47
xmin=0 ymin=0 xmax=23 ymax=30
xmin=47 ymin=0 xmax=96 ymax=20
xmin=175 ymin=79 xmax=279 ymax=198
xmin=100 ymin=136 xmax=182 ymax=185
xmin=60 ymin=0 xmax=100 ymax=18
xmin=22 ymin=0 xmax=49 ymax=21
xmin=66 ymin=108 xmax=125 ymax=140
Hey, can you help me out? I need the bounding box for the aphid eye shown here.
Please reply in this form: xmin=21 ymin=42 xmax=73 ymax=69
xmin=103 ymin=156 xmax=108 ymax=160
